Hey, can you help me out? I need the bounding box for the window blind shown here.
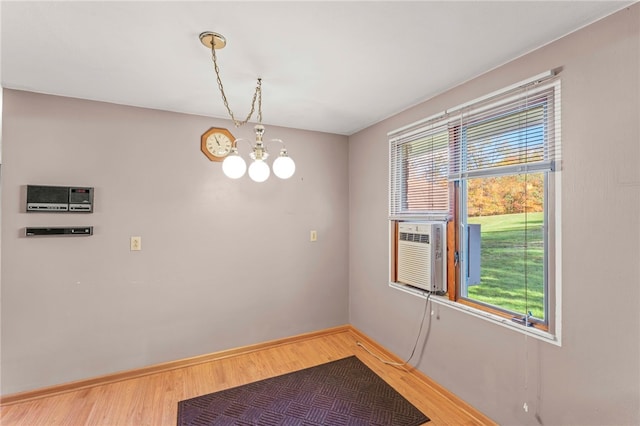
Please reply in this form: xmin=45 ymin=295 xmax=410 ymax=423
xmin=389 ymin=73 xmax=560 ymax=219
xmin=449 ymin=80 xmax=561 ymax=181
xmin=389 ymin=123 xmax=450 ymax=218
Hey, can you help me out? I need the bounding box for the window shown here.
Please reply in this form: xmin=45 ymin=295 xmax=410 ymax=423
xmin=389 ymin=125 xmax=450 ymax=219
xmin=389 ymin=73 xmax=561 ymax=337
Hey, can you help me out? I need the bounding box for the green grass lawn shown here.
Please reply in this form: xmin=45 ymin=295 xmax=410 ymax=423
xmin=467 ymin=212 xmax=545 ymax=319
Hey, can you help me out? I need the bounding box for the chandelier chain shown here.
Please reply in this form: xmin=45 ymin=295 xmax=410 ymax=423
xmin=209 ymin=44 xmax=262 ymax=127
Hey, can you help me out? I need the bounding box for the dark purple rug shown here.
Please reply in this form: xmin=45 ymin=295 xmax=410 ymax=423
xmin=177 ymin=355 xmax=430 ymax=425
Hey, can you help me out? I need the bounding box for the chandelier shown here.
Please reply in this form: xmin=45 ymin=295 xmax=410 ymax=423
xmin=199 ymin=31 xmax=295 ymax=182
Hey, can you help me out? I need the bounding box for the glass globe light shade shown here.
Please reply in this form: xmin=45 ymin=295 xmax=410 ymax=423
xmin=248 ymin=159 xmax=270 ymax=182
xmin=222 ymin=153 xmax=247 ymax=179
xmin=273 ymin=154 xmax=296 ymax=179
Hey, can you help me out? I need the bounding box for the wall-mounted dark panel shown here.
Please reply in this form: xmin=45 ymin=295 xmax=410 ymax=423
xmin=25 ymin=226 xmax=93 ymax=237
xmin=26 ymin=185 xmax=93 ymax=213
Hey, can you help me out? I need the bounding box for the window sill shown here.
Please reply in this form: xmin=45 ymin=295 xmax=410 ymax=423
xmin=389 ymin=282 xmax=561 ymax=346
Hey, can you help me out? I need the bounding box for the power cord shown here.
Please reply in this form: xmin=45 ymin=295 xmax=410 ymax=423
xmin=356 ymin=292 xmax=432 ymax=367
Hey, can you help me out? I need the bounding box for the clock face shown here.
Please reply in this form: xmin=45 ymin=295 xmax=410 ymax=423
xmin=201 ymin=128 xmax=235 ymax=162
xmin=206 ymin=133 xmax=232 ymax=157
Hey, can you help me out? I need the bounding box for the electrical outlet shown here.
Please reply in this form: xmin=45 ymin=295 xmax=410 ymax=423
xmin=130 ymin=236 xmax=142 ymax=251
xmin=310 ymin=230 xmax=318 ymax=242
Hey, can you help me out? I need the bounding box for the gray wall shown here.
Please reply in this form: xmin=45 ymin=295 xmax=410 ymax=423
xmin=1 ymin=91 xmax=349 ymax=394
xmin=349 ymin=5 xmax=639 ymax=426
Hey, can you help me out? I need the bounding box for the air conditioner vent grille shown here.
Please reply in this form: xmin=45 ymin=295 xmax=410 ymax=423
xmin=399 ymin=232 xmax=430 ymax=244
xmin=398 ymin=236 xmax=432 ymax=289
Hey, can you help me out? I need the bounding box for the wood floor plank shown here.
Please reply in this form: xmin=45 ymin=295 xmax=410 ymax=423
xmin=0 ymin=327 xmax=496 ymax=425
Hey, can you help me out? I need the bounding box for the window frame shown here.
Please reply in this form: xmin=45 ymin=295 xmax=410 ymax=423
xmin=455 ymin=173 xmax=552 ymax=331
xmin=388 ymin=72 xmax=562 ymax=345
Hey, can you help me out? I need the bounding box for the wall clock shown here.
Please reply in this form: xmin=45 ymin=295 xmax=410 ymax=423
xmin=201 ymin=127 xmax=235 ymax=162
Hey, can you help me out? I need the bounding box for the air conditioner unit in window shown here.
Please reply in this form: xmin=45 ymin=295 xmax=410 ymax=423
xmin=397 ymin=221 xmax=447 ymax=293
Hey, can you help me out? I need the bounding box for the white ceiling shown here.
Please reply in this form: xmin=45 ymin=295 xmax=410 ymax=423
xmin=1 ymin=1 xmax=635 ymax=135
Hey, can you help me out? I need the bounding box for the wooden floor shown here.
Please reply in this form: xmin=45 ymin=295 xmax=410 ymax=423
xmin=0 ymin=326 xmax=495 ymax=425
